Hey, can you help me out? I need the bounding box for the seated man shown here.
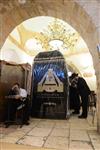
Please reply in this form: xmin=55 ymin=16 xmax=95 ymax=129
xmin=5 ymin=83 xmax=29 ymax=126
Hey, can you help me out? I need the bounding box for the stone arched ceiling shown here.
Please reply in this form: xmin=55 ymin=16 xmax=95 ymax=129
xmin=0 ymin=0 xmax=99 ymax=74
xmin=0 ymin=0 xmax=99 ymax=61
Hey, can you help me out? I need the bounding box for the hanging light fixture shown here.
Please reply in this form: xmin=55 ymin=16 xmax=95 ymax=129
xmin=41 ymin=19 xmax=79 ymax=51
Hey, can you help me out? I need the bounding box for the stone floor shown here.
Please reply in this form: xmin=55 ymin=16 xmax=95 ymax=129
xmin=0 ymin=113 xmax=100 ymax=150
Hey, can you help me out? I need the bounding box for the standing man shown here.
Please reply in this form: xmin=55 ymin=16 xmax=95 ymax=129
xmin=70 ymin=73 xmax=91 ymax=119
xmin=69 ymin=76 xmax=80 ymax=114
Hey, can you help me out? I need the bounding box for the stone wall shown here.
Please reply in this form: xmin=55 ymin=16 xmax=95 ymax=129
xmin=74 ymin=0 xmax=100 ymax=132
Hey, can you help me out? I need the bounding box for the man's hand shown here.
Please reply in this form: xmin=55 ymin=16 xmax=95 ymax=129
xmin=15 ymin=95 xmax=21 ymax=99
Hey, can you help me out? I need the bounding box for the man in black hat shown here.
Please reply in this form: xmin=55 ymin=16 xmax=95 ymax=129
xmin=70 ymin=73 xmax=91 ymax=118
xmin=69 ymin=74 xmax=80 ymax=114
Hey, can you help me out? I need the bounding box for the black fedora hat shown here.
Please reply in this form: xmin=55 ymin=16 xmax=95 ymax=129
xmin=70 ymin=73 xmax=78 ymax=79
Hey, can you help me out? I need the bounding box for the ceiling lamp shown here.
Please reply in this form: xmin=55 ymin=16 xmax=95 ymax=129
xmin=79 ymin=54 xmax=93 ymax=68
xmin=42 ymin=19 xmax=79 ymax=51
xmin=25 ymin=38 xmax=42 ymax=52
xmin=49 ymin=39 xmax=64 ymax=50
xmin=68 ymin=71 xmax=72 ymax=77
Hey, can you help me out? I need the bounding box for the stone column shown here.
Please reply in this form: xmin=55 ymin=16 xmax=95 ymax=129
xmin=97 ymin=27 xmax=100 ymax=133
xmin=97 ymin=78 xmax=100 ymax=133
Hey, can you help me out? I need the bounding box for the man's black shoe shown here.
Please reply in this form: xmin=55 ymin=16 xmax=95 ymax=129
xmin=78 ymin=115 xmax=87 ymax=119
xmin=72 ymin=111 xmax=79 ymax=114
xmin=5 ymin=124 xmax=10 ymax=128
xmin=4 ymin=122 xmax=10 ymax=128
xmin=24 ymin=122 xmax=30 ymax=125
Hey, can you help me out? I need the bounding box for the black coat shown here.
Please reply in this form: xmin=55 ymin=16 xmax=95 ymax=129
xmin=77 ymin=77 xmax=91 ymax=96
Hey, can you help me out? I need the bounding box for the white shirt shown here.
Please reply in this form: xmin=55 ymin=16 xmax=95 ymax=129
xmin=20 ymin=88 xmax=27 ymax=98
